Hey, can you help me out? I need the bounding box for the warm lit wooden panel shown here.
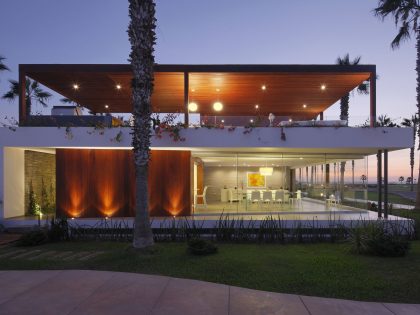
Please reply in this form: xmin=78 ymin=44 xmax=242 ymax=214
xmin=149 ymin=150 xmax=191 ymax=216
xmin=56 ymin=149 xmax=191 ymax=218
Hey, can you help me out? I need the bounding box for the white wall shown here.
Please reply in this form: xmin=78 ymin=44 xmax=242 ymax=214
xmin=3 ymin=147 xmax=25 ymax=219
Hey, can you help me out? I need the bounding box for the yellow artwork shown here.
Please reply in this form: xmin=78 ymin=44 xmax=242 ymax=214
xmin=247 ymin=172 xmax=266 ymax=188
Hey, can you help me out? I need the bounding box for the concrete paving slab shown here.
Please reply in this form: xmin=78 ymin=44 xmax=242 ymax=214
xmin=0 ymin=270 xmax=114 ymax=315
xmin=229 ymin=286 xmax=310 ymax=315
xmin=0 ymin=249 xmax=26 ymax=258
xmin=383 ymin=303 xmax=420 ymax=315
xmin=11 ymin=249 xmax=42 ymax=259
xmin=152 ymin=277 xmax=229 ymax=315
xmin=301 ymin=295 xmax=395 ymax=315
xmin=0 ymin=270 xmax=62 ymax=305
xmin=69 ymin=272 xmax=170 ymax=315
xmin=28 ymin=250 xmax=58 ymax=260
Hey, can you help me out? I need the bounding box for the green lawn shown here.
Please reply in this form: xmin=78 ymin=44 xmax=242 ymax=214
xmin=1 ymin=240 xmax=420 ymax=303
xmin=367 ymin=191 xmax=415 ymax=205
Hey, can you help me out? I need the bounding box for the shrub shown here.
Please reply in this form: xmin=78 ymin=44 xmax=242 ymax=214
xmin=48 ymin=218 xmax=69 ymax=242
xmin=349 ymin=221 xmax=410 ymax=257
xmin=17 ymin=230 xmax=48 ymax=247
xmin=187 ymin=238 xmax=218 ymax=256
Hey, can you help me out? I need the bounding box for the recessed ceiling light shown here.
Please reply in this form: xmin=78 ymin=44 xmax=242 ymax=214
xmin=321 ymin=84 xmax=326 ymax=90
xmin=216 ymin=88 xmax=220 ymax=92
xmin=302 ymin=104 xmax=307 ymax=108
xmin=104 ymin=104 xmax=109 ymax=109
xmin=116 ymin=84 xmax=122 ymax=90
xmin=250 ymin=119 xmax=254 ymax=123
xmin=221 ymin=119 xmax=225 ymax=123
xmin=191 ymin=88 xmax=195 ymax=92
xmin=261 ymin=85 xmax=266 ymax=91
xmin=73 ymin=84 xmax=79 ymax=90
xmin=188 ymin=102 xmax=198 ymax=112
xmin=289 ymin=118 xmax=292 ymax=122
xmin=300 ymin=157 xmax=303 ymax=160
xmin=255 ymin=104 xmax=259 ymax=109
xmin=213 ymin=102 xmax=223 ymax=111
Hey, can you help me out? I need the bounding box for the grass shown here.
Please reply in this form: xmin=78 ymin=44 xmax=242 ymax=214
xmin=1 ymin=240 xmax=420 ymax=303
xmin=367 ymin=191 xmax=415 ymax=205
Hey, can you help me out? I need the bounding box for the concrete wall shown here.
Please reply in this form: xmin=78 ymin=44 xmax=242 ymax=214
xmin=4 ymin=148 xmax=25 ymax=218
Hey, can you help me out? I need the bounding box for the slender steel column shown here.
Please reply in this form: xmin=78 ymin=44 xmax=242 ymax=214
xmin=184 ymin=72 xmax=189 ymax=125
xmin=370 ymin=70 xmax=376 ymax=128
xmin=384 ymin=149 xmax=389 ymax=218
xmin=19 ymin=65 xmax=26 ymax=125
xmin=319 ymin=112 xmax=324 ymax=121
xmin=377 ymin=150 xmax=382 ymax=218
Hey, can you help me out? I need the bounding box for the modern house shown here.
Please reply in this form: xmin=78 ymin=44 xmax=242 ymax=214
xmin=0 ymin=64 xmax=413 ymax=227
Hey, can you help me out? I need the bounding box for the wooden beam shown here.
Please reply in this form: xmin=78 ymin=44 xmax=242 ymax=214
xmin=184 ymin=72 xmax=189 ymax=125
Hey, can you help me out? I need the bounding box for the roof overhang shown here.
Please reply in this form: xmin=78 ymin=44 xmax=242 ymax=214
xmin=22 ymin=64 xmax=374 ymax=118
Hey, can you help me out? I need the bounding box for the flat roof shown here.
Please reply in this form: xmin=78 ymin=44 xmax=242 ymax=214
xmin=22 ymin=64 xmax=374 ymax=118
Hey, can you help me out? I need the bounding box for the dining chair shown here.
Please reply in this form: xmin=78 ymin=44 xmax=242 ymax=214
xmin=194 ymin=186 xmax=208 ymax=209
xmin=250 ymin=190 xmax=261 ymax=207
xmin=262 ymin=191 xmax=272 ymax=207
xmin=274 ymin=190 xmax=284 ymax=207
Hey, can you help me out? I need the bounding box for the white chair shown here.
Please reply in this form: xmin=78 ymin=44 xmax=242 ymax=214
xmin=334 ymin=191 xmax=342 ymax=207
xmin=295 ymin=190 xmax=302 ymax=208
xmin=283 ymin=190 xmax=290 ymax=204
xmin=195 ymin=186 xmax=208 ymax=209
xmin=274 ymin=190 xmax=284 ymax=207
xmin=262 ymin=191 xmax=273 ymax=207
xmin=229 ymin=189 xmax=240 ymax=204
xmin=250 ymin=190 xmax=261 ymax=207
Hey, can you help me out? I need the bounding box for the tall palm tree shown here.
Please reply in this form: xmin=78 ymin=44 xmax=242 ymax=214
xmin=336 ymin=54 xmax=370 ymax=201
xmin=374 ymin=1 xmax=420 ymax=208
xmin=401 ymin=114 xmax=419 ymax=191
xmin=336 ymin=54 xmax=369 ymax=122
xmin=128 ymin=0 xmax=155 ymax=249
xmin=2 ymin=78 xmax=52 ymax=117
xmin=0 ymin=55 xmax=9 ymax=73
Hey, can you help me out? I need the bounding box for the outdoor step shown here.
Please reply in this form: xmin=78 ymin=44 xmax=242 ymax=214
xmin=11 ymin=250 xmax=42 ymax=259
xmin=62 ymin=251 xmax=91 ymax=261
xmin=0 ymin=249 xmax=28 ymax=258
xmin=78 ymin=251 xmax=104 ymax=261
xmin=28 ymin=251 xmax=58 ymax=260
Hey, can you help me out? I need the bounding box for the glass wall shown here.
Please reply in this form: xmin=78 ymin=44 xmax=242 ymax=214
xmin=192 ymin=152 xmax=369 ymax=215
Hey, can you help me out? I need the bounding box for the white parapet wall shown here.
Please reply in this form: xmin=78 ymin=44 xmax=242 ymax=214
xmin=0 ymin=126 xmax=413 ymax=152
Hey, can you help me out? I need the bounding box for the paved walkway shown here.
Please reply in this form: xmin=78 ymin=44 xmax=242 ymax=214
xmin=0 ymin=270 xmax=419 ymax=315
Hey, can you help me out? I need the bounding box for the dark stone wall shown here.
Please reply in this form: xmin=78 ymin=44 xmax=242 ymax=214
xmin=24 ymin=150 xmax=56 ymax=214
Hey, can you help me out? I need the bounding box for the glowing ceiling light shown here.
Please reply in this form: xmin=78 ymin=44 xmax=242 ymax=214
xmin=104 ymin=104 xmax=109 ymax=109
xmin=321 ymin=84 xmax=326 ymax=90
xmin=259 ymin=167 xmax=273 ymax=176
xmin=261 ymin=85 xmax=267 ymax=91
xmin=250 ymin=119 xmax=254 ymax=123
xmin=255 ymin=104 xmax=259 ymax=109
xmin=289 ymin=118 xmax=292 ymax=122
xmin=221 ymin=119 xmax=225 ymax=123
xmin=116 ymin=84 xmax=122 ymax=90
xmin=73 ymin=84 xmax=79 ymax=90
xmin=302 ymin=104 xmax=307 ymax=108
xmin=188 ymin=102 xmax=198 ymax=112
xmin=213 ymin=101 xmax=223 ymax=111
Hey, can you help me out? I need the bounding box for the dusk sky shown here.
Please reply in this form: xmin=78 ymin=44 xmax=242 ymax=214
xmin=0 ymin=0 xmax=417 ymax=181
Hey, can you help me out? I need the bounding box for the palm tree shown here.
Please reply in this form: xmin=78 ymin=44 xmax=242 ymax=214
xmin=336 ymin=54 xmax=370 ymax=122
xmin=401 ymin=114 xmax=419 ymax=191
xmin=376 ymin=114 xmax=399 ymax=127
xmin=336 ymin=54 xmax=370 ymax=201
xmin=374 ymin=1 xmax=420 ymax=208
xmin=0 ymin=55 xmax=9 ymax=73
xmin=2 ymin=78 xmax=52 ymax=118
xmin=399 ymin=176 xmax=405 ymax=184
xmin=128 ymin=0 xmax=155 ymax=249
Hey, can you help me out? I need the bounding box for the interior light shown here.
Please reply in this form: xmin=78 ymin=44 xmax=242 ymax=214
xmin=116 ymin=84 xmax=122 ymax=90
xmin=289 ymin=118 xmax=292 ymax=122
xmin=216 ymin=88 xmax=220 ymax=92
xmin=303 ymin=104 xmax=307 ymax=108
xmin=188 ymin=102 xmax=198 ymax=112
xmin=221 ymin=119 xmax=225 ymax=123
xmin=261 ymin=85 xmax=266 ymax=90
xmin=259 ymin=167 xmax=273 ymax=176
xmin=73 ymin=84 xmax=79 ymax=90
xmin=300 ymin=157 xmax=303 ymax=160
xmin=321 ymin=84 xmax=326 ymax=90
xmin=250 ymin=119 xmax=254 ymax=123
xmin=105 ymin=104 xmax=109 ymax=109
xmin=191 ymin=88 xmax=195 ymax=92
xmin=213 ymin=102 xmax=223 ymax=111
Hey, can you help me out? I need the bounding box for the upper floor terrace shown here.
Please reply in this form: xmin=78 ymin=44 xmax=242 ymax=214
xmin=16 ymin=64 xmax=377 ymax=129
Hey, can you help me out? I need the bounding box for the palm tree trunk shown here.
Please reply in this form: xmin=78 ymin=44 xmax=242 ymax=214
xmin=415 ymin=29 xmax=420 ymax=209
xmin=129 ymin=0 xmax=156 ymax=248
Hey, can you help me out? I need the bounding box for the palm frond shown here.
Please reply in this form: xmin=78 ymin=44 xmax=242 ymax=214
xmin=2 ymin=79 xmax=19 ymax=101
xmin=391 ymin=23 xmax=411 ymax=49
xmin=0 ymin=55 xmax=9 ymax=72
